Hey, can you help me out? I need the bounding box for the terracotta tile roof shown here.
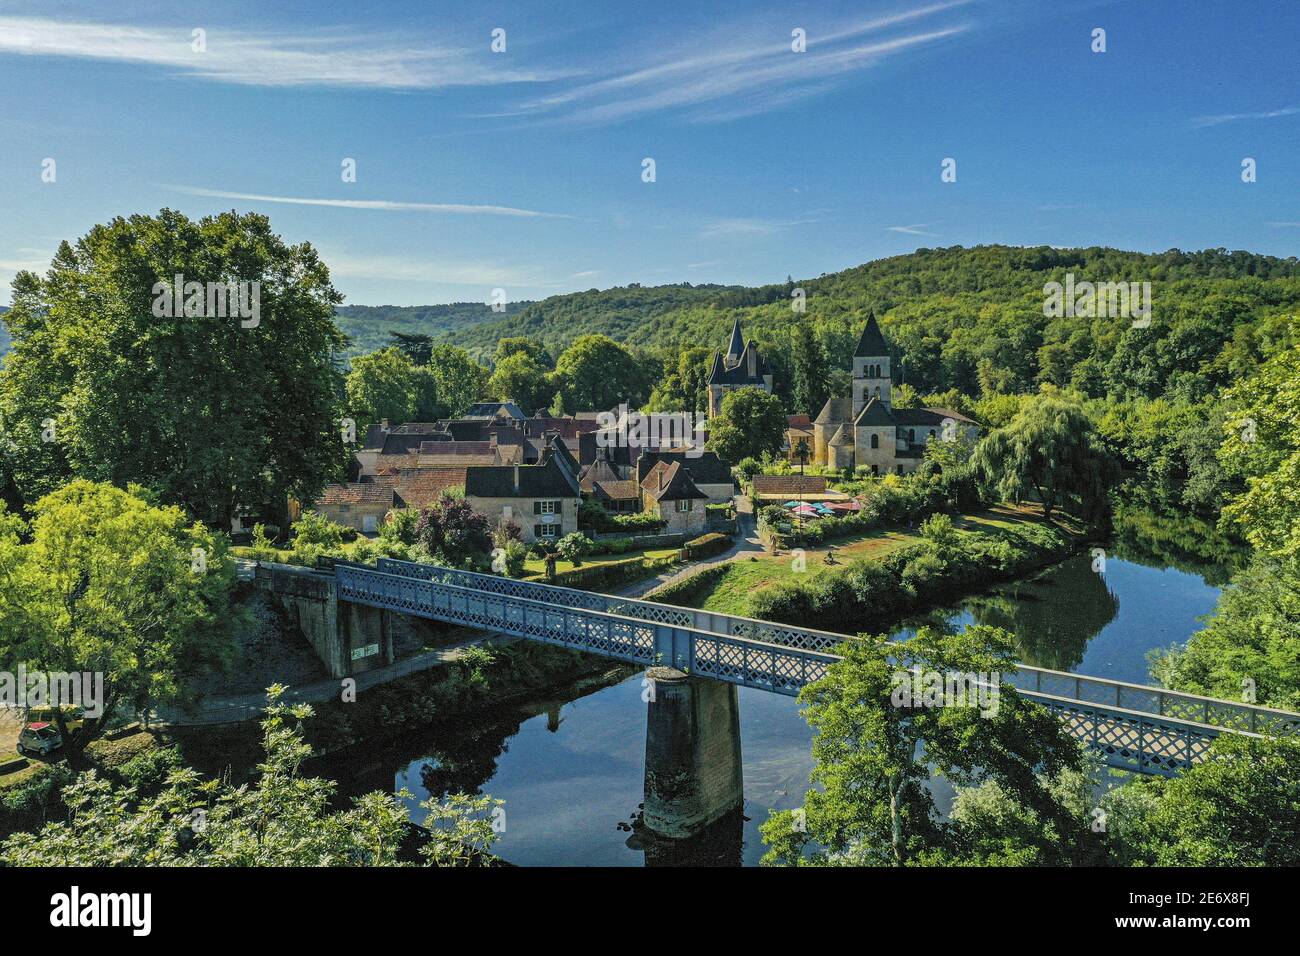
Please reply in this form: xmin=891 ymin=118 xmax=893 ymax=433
xmin=787 ymin=414 xmax=812 ymax=429
xmin=317 ymin=483 xmax=396 ymax=506
xmin=751 ymin=475 xmax=828 ymax=496
xmin=594 ymin=479 xmax=639 ymax=502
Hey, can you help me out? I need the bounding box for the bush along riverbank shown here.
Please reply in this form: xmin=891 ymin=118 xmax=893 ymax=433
xmin=657 ymin=516 xmax=1079 ymax=636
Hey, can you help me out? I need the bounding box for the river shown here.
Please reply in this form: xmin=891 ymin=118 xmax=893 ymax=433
xmin=319 ymin=546 xmax=1228 ymax=866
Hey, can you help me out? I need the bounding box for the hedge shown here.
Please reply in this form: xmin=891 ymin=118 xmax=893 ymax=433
xmin=684 ymin=532 xmax=732 ymax=560
xmin=643 ymin=563 xmax=731 ymax=607
xmin=532 ymin=553 xmax=682 ymax=592
xmin=749 ymin=523 xmax=1074 ymax=634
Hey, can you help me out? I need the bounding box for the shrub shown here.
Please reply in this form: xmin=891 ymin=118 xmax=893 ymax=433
xmin=496 ymin=540 xmax=527 ymax=577
xmin=381 ymin=508 xmax=421 ymax=546
xmin=556 ymin=532 xmax=594 ymax=565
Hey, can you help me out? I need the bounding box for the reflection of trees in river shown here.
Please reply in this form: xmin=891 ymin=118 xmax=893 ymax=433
xmin=1110 ymin=498 xmax=1244 ymax=587
xmin=967 ymin=553 xmax=1120 ymax=672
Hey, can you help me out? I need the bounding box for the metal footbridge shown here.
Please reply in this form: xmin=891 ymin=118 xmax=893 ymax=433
xmin=335 ymin=558 xmax=1300 ymax=777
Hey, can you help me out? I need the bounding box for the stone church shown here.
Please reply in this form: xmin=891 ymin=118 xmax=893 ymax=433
xmin=812 ymin=313 xmax=980 ymax=475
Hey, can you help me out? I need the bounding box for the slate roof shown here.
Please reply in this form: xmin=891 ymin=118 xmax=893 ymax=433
xmin=579 ymin=457 xmax=625 ymax=492
xmin=726 ymin=318 xmax=746 ymax=358
xmin=892 ymin=406 xmax=980 ymax=427
xmin=464 ymin=454 xmax=580 ymax=499
xmin=706 ymin=345 xmax=770 ymax=385
xmin=641 ymin=461 xmax=708 ymax=502
xmin=635 ymin=450 xmax=734 ymax=487
xmin=814 ymin=396 xmax=854 ymax=426
xmin=463 ymin=401 xmax=526 ymax=420
xmin=829 ymin=423 xmax=855 ymax=446
xmin=853 ymin=312 xmax=890 ymax=357
xmin=855 ymin=397 xmax=897 ymax=426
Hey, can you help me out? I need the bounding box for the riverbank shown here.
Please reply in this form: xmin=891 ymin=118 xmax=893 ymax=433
xmin=646 ymin=505 xmax=1085 ymax=635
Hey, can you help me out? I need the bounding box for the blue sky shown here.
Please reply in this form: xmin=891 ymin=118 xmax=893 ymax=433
xmin=1 ymin=0 xmax=1298 ymax=306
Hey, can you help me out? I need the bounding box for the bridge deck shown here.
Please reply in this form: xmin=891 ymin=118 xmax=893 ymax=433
xmin=334 ymin=558 xmax=1300 ymax=777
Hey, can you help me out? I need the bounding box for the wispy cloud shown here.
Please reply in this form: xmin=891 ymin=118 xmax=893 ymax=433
xmin=886 ymin=223 xmax=935 ymax=236
xmin=514 ymin=2 xmax=972 ymax=125
xmin=698 ymin=217 xmax=815 ymax=239
xmin=0 ymin=16 xmax=574 ymax=89
xmin=1189 ymin=106 xmax=1299 ymax=128
xmin=163 ymin=185 xmax=573 ymax=219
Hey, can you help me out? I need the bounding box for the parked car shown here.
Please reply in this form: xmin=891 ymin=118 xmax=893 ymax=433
xmin=17 ymin=722 xmax=63 ymax=756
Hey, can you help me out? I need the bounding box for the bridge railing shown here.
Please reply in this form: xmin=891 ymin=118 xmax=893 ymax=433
xmin=339 ymin=563 xmax=838 ymax=696
xmin=363 ymin=558 xmax=1300 ymax=739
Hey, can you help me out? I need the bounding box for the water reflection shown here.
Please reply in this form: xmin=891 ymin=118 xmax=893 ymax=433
xmin=316 ymin=550 xmax=1226 ymax=866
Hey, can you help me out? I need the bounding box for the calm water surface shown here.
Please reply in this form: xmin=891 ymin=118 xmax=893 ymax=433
xmin=323 ymin=550 xmax=1225 ymax=865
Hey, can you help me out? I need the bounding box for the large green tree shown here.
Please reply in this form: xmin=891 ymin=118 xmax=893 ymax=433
xmin=706 ymin=387 xmax=786 ymax=463
xmin=0 ymin=480 xmax=234 ymax=753
xmin=345 ymin=346 xmax=424 ymax=428
xmin=1218 ymin=338 xmax=1300 ymax=563
xmin=552 ymin=334 xmax=650 ymax=410
xmin=0 ymin=209 xmax=345 ymax=528
xmin=425 ymin=345 xmax=489 ymax=419
xmin=487 ymin=351 xmax=554 ymax=414
xmin=971 ymin=393 xmax=1116 ymax=522
xmin=761 ymin=625 xmax=1090 ymax=866
xmin=790 ymin=324 xmax=832 ymax=417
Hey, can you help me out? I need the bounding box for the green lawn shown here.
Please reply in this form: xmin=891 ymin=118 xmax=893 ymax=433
xmin=680 ymin=505 xmax=1056 ymax=616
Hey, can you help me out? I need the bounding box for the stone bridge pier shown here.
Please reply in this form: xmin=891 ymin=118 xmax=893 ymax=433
xmin=641 ymin=667 xmax=744 ymax=841
xmin=253 ymin=562 xmax=396 ymax=678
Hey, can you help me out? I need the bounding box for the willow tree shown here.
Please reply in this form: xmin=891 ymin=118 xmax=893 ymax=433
xmin=971 ymin=394 xmax=1116 ymax=522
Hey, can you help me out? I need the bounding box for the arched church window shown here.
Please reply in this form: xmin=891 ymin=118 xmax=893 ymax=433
xmin=873 ymin=386 xmax=880 ymax=399
xmin=870 ymin=434 xmax=879 ymax=449
xmin=907 ymin=428 xmax=915 ymax=442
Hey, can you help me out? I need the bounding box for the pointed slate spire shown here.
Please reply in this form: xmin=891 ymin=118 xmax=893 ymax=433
xmin=725 ymin=318 xmax=745 ymax=362
xmin=853 ymin=311 xmax=890 ymax=358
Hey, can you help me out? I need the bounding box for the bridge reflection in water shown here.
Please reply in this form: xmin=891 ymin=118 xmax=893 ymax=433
xmin=329 ymin=557 xmax=1300 ymax=844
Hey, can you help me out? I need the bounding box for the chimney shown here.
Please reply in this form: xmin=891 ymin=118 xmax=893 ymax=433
xmin=489 ymin=432 xmax=498 ymax=449
xmin=381 ymin=419 xmax=389 ymax=429
xmin=747 ymin=345 xmax=756 ymax=378
xmin=513 ymin=464 xmax=520 ymax=494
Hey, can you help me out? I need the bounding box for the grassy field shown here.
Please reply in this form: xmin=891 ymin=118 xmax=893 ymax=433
xmin=670 ymin=504 xmax=1058 ymax=616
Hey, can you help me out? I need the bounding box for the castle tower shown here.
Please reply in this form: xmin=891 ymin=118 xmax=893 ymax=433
xmin=706 ymin=318 xmax=774 ymax=419
xmin=851 ymin=312 xmax=892 ymax=417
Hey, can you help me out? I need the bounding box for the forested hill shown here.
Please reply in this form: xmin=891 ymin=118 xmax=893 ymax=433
xmin=333 ymin=301 xmax=531 ymax=358
xmin=439 ymin=282 xmax=745 ymax=361
xmin=431 ymin=244 xmax=1300 ymax=398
